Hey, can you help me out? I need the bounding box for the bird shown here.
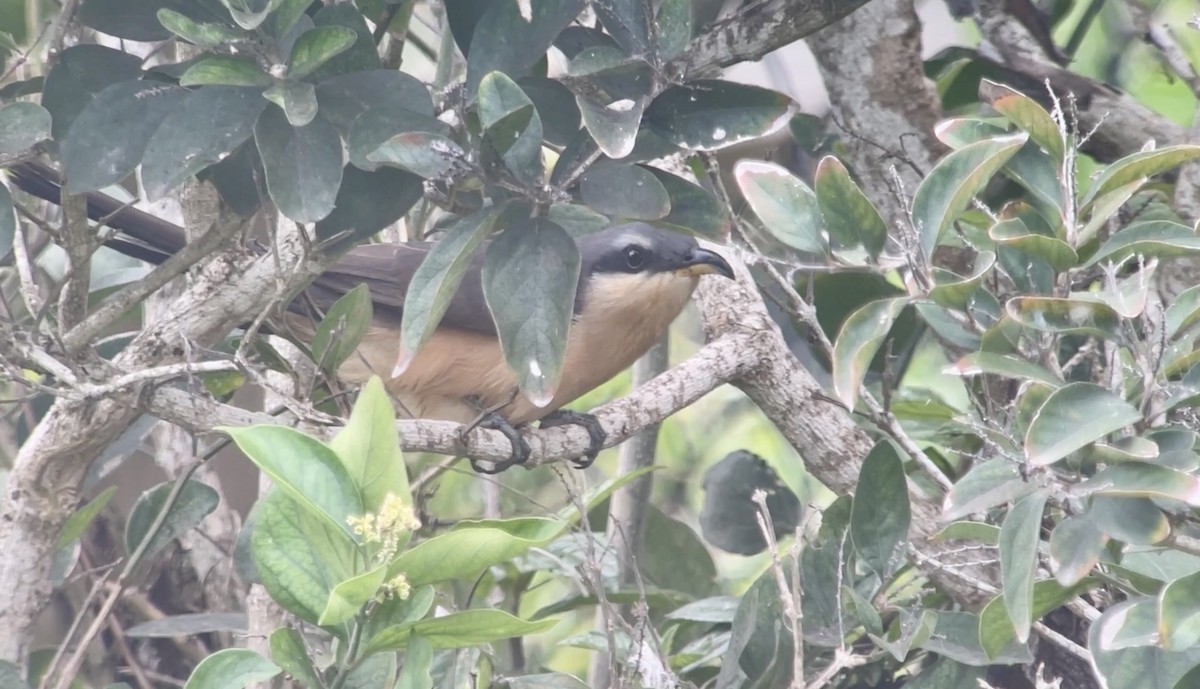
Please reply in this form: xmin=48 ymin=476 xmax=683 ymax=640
xmin=7 ymin=161 xmax=735 ymax=472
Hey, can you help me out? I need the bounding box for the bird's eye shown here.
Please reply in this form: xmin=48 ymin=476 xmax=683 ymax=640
xmin=624 ymin=246 xmax=646 ymax=270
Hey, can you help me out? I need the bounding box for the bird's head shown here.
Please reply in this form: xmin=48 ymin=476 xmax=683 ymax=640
xmin=574 ymin=223 xmax=734 ymax=323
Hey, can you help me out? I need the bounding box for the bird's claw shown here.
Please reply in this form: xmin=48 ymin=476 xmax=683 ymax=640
xmin=539 ymin=410 xmax=607 ymax=469
xmin=462 ymin=411 xmax=530 ymax=475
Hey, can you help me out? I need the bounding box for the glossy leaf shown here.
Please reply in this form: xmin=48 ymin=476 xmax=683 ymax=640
xmin=646 ymin=167 xmax=729 ymax=238
xmin=933 ymin=521 xmax=1001 ymax=545
xmin=366 ymin=610 xmax=557 ymax=653
xmin=978 ymin=79 xmax=1063 ymax=160
xmin=61 ymin=81 xmax=188 ymax=194
xmin=41 ymin=45 xmax=141 ymax=144
xmin=125 ymin=480 xmax=220 ymax=558
xmin=478 ymin=71 xmax=543 ymax=180
xmin=1083 ymin=220 xmax=1200 ymax=268
xmin=655 ymin=0 xmax=692 ymax=60
xmin=1161 ymin=570 xmax=1200 ymax=650
xmin=942 ymin=463 xmax=1032 ymax=523
xmin=1089 ymin=496 xmax=1170 ymax=545
xmin=1006 ymin=296 xmax=1121 ymax=338
xmin=850 ymin=440 xmax=911 ymax=576
xmin=179 ymin=57 xmax=272 ymax=87
xmin=1074 ymin=464 xmax=1200 ymax=506
xmin=142 ymin=86 xmax=267 ymax=200
xmin=329 ymin=376 xmax=410 ymax=514
xmin=717 ymin=565 xmax=797 ymax=686
xmin=269 ymin=628 xmax=323 ymax=689
xmin=315 ymin=166 xmax=424 ymax=248
xmin=911 ymin=133 xmax=1027 ymax=261
xmin=319 ymin=563 xmax=388 ymax=626
xmin=999 ymin=491 xmax=1047 ymax=644
xmin=1025 ymin=383 xmax=1141 ymax=466
xmin=80 ymin=0 xmax=199 ymax=40
xmin=124 ymin=612 xmax=246 ymax=640
xmin=831 ymin=297 xmax=909 ymax=408
xmin=645 ymin=80 xmax=793 ymax=151
xmin=156 ymin=9 xmax=246 ymax=48
xmin=1091 ymin=598 xmax=1200 ymax=689
xmin=928 ymin=251 xmax=995 ymax=308
xmin=1049 ymin=516 xmax=1107 ymax=586
xmin=943 ymin=352 xmax=1060 ymax=386
xmin=593 ymin=0 xmax=650 ymax=55
xmin=398 ymin=208 xmax=498 ymax=374
xmin=388 ymin=517 xmax=563 ymax=587
xmin=465 ymin=0 xmax=587 ymax=93
xmin=575 ymin=95 xmax=645 ymax=159
xmin=57 ymin=486 xmax=117 ymax=549
xmin=263 ymin=80 xmax=318 ymax=127
xmin=221 ymin=425 xmax=362 ymax=539
xmin=0 ymin=185 xmax=14 ymax=259
xmin=251 ymin=488 xmax=356 ymax=625
xmin=733 ymin=159 xmax=825 ymax=254
xmin=1082 ymin=145 xmax=1200 ymax=208
xmin=482 ymin=218 xmax=580 ymax=406
xmin=254 ymin=107 xmax=343 ymax=223
xmin=288 ymin=26 xmax=357 ymax=79
xmin=580 ymin=164 xmax=670 ymax=220
xmin=1089 ymin=437 xmax=1161 ymax=464
xmin=367 ymin=131 xmax=466 ymax=179
xmin=183 ymin=649 xmax=279 ymax=689
xmin=0 ymin=102 xmax=51 ymax=154
xmin=1079 ymin=179 xmax=1144 ymax=245
xmin=310 ymin=283 xmax=373 ymax=373
xmin=989 ymin=218 xmax=1077 ymax=271
xmin=395 ymin=634 xmax=433 ymax=689
xmin=933 ymin=117 xmax=1009 ymax=149
xmin=980 ymin=579 xmax=1091 ymax=660
xmin=1167 ymin=285 xmax=1200 ymax=339
xmin=814 ymin=156 xmax=887 ymax=259
xmin=518 ymin=77 xmax=581 ymax=146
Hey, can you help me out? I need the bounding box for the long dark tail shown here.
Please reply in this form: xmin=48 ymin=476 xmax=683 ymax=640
xmin=7 ymin=160 xmax=187 ymax=265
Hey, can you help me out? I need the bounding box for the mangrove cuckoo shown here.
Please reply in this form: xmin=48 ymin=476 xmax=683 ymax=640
xmin=8 ymin=161 xmax=734 ymax=472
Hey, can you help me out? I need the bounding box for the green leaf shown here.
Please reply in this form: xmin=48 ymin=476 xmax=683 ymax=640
xmin=465 ymin=0 xmax=587 ymax=93
xmin=180 ymin=56 xmax=273 ymax=87
xmin=310 ymin=283 xmax=373 ymax=373
xmin=221 ymin=425 xmax=362 ymax=539
xmin=989 ymin=218 xmax=1077 ymax=271
xmin=482 ymin=218 xmax=580 ymax=406
xmin=156 ymin=9 xmax=246 ymax=48
xmin=319 ymin=562 xmax=387 ymax=626
xmin=363 ymin=585 xmax=434 ymax=642
xmin=717 ymin=565 xmax=797 ymax=685
xmin=254 ymin=107 xmax=343 ymax=223
xmin=125 ymin=613 xmax=247 ymax=638
xmin=366 ymin=131 xmax=466 ymax=179
xmin=933 ymin=521 xmax=1001 ymax=545
xmin=911 ymin=132 xmax=1027 ymax=261
xmin=655 ymin=0 xmax=691 ymax=60
xmin=1083 ymin=220 xmax=1200 ymax=268
xmin=1082 ymin=145 xmax=1200 ymax=208
xmin=288 ymin=26 xmax=357 ymax=79
xmin=733 ymin=159 xmax=825 ymax=254
xmin=125 ymin=480 xmax=219 ymax=558
xmin=580 ymin=164 xmax=670 ymax=220
xmin=518 ymin=76 xmax=581 ymax=147
xmin=1089 ymin=436 xmax=1161 ymax=464
xmin=395 ymin=634 xmax=433 ymax=689
xmin=0 ymin=102 xmax=51 ymax=154
xmin=850 ymin=440 xmax=911 ymax=576
xmin=1088 ymin=496 xmax=1170 ymax=545
xmin=503 ymin=674 xmax=589 ymax=689
xmin=221 ymin=0 xmax=284 ymax=30
xmin=388 ymin=517 xmax=563 ymax=587
xmin=142 ymin=86 xmax=267 ymax=200
xmin=943 ymin=352 xmax=1061 ymax=386
xmin=315 ymin=166 xmax=424 ymax=248
xmin=944 ymin=460 xmax=1029 ymax=521
xmin=1079 ymin=179 xmax=1145 ymax=245
xmin=1075 ymin=464 xmax=1200 ymax=506
xmin=397 ymin=208 xmax=497 ymax=372
xmin=831 ymin=297 xmax=909 ymax=409
xmin=80 ymin=0 xmax=204 ymax=40
xmin=1049 ymin=516 xmax=1107 ymax=586
xmin=41 ymin=45 xmax=141 ymax=145
xmin=1006 ymin=296 xmax=1121 ymax=338
xmin=252 ymin=488 xmax=356 ymax=625
xmin=183 ymin=648 xmax=280 ymax=689
xmin=934 ymin=117 xmax=1009 ymax=149
xmin=979 ymin=578 xmax=1091 ymax=659
xmin=645 ymin=167 xmax=729 ymax=238
xmin=1024 ymin=382 xmax=1142 ymax=466
xmin=923 ymin=610 xmax=1032 ymax=666
xmin=593 ymin=0 xmax=649 ymax=55
xmin=330 ymin=377 xmax=410 ymax=514
xmin=1091 ymin=598 xmax=1200 ymax=689
xmin=269 ymin=628 xmax=324 ymax=689
xmin=305 ymin=5 xmax=381 ymax=81
xmin=57 ymin=486 xmax=117 ymax=549
xmin=365 ymin=609 xmax=557 ymax=653
xmin=478 ymin=71 xmax=543 ymax=181
xmin=263 ymin=80 xmax=318 ymax=127
xmin=999 ymin=491 xmax=1047 ymax=644
xmin=0 ymin=184 xmax=14 ymax=259
xmin=61 ymin=80 xmax=188 ymax=194
xmin=1163 ymin=570 xmax=1200 ymax=650
xmin=666 ymin=596 xmax=740 ymax=624
xmin=814 ymin=155 xmax=887 ymax=259
xmin=928 ymin=251 xmax=995 ymax=308
xmin=698 ymin=450 xmax=801 ymax=556
xmin=641 ymin=505 xmax=718 ymax=598
xmin=978 ymin=79 xmax=1064 ymax=160
xmin=1167 ymin=285 xmax=1200 ymax=339
xmin=645 ymin=80 xmax=793 ymax=151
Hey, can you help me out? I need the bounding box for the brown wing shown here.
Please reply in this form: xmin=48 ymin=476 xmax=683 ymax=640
xmin=299 ymin=242 xmax=499 ymax=336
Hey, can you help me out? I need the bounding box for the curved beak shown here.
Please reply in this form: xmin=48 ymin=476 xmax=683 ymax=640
xmin=677 ymin=247 xmax=734 ymax=279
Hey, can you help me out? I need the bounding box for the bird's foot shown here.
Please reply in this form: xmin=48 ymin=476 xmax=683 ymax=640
xmin=461 ymin=410 xmax=530 ymax=475
xmin=539 ymin=410 xmax=607 ymax=469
